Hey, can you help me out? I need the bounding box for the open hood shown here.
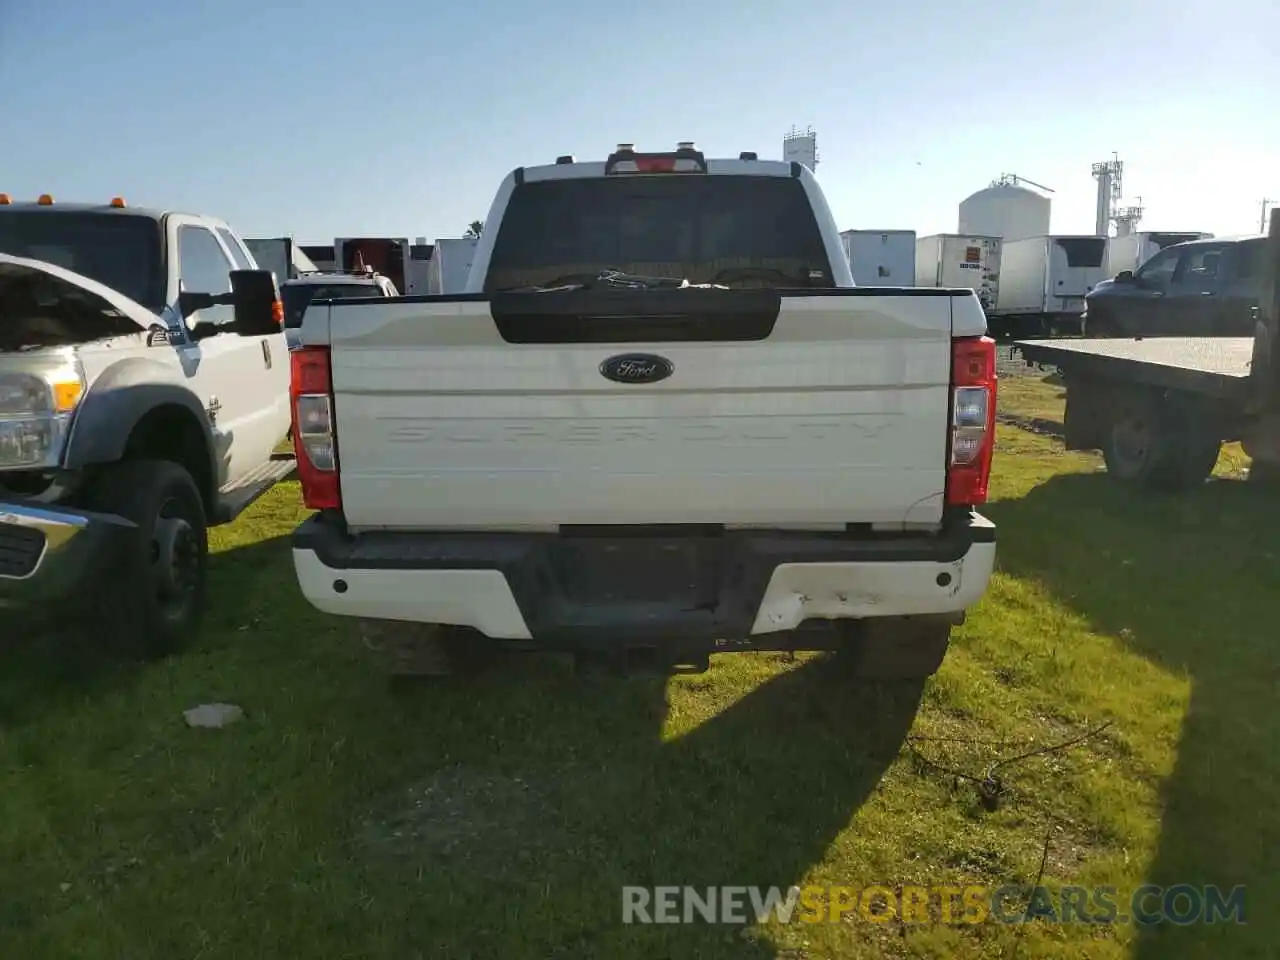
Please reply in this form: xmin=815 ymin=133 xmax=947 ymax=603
xmin=0 ymin=252 xmax=158 ymax=351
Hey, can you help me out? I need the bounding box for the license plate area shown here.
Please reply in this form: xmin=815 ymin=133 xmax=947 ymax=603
xmin=548 ymin=532 xmax=730 ymax=610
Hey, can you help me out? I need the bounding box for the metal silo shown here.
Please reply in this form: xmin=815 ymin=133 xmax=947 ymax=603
xmin=958 ymin=176 xmax=1052 ymax=242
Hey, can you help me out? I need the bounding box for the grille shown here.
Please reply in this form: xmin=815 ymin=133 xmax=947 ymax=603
xmin=0 ymin=524 xmax=46 ymax=578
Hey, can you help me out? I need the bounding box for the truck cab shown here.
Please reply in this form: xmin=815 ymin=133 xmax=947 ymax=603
xmin=1084 ymin=235 xmax=1267 ymax=338
xmin=0 ymin=193 xmax=293 ymax=651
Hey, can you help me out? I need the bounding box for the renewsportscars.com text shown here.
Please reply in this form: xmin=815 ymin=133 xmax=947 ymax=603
xmin=621 ymin=884 xmax=1247 ymax=926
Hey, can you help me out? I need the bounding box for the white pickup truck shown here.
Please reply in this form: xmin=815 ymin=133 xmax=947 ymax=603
xmin=288 ymin=144 xmax=999 ymax=677
xmin=0 ymin=195 xmax=293 ymax=652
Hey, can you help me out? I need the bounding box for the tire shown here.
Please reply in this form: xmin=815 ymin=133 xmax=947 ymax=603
xmin=82 ymin=459 xmax=208 ymax=657
xmin=836 ymin=617 xmax=953 ymax=681
xmin=1102 ymin=392 xmax=1221 ymax=491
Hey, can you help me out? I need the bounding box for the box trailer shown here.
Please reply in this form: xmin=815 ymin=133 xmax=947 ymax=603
xmin=1104 ymin=231 xmax=1214 ymax=278
xmin=334 ymin=237 xmax=411 ymax=295
xmin=840 ymin=229 xmax=916 ymax=286
xmin=994 ymin=235 xmax=1108 ymax=329
xmin=405 ymin=242 xmax=433 ymax=295
xmin=429 ymin=237 xmax=479 ymax=294
xmin=915 ymin=234 xmax=1002 ymax=312
xmin=242 ymin=237 xmax=319 ymax=284
xmin=298 ymin=244 xmax=337 ymax=272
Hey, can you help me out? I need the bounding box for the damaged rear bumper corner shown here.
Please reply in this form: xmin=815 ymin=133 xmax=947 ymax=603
xmin=748 ymin=536 xmax=996 ymax=634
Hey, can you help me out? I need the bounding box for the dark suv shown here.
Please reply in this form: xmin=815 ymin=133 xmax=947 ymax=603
xmin=1083 ymin=236 xmax=1266 ymax=338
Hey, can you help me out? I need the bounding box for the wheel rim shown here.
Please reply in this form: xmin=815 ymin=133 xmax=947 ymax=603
xmin=1111 ymin=414 xmax=1152 ymax=476
xmin=151 ymin=496 xmax=201 ymax=621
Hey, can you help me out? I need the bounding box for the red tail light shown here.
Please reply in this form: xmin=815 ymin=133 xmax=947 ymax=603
xmin=290 ymin=346 xmax=341 ymax=510
xmin=946 ymin=336 xmax=997 ymax=506
xmin=635 ymin=157 xmax=677 ymax=173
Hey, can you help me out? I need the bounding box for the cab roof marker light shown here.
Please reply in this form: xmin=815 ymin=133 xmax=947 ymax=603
xmin=37 ymin=194 xmax=54 ymax=205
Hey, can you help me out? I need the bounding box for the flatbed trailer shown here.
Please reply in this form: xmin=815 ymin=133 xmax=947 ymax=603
xmin=1017 ymin=337 xmax=1255 ymax=400
xmin=1012 ymin=212 xmax=1280 ymax=491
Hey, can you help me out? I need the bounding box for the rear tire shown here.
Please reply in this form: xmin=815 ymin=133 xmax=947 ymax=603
xmin=1102 ymin=391 xmax=1221 ymax=491
xmin=836 ymin=617 xmax=953 ymax=681
xmin=82 ymin=459 xmax=208 ymax=658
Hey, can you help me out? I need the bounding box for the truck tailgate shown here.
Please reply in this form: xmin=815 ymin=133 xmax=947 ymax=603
xmin=324 ymin=290 xmax=957 ymax=530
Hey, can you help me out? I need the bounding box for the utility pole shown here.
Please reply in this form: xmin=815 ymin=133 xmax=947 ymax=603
xmin=1263 ymin=199 xmax=1275 ymax=235
xmin=1255 ymin=207 xmax=1280 ymax=411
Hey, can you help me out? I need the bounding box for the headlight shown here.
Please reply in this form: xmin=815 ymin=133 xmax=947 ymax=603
xmin=0 ymin=360 xmax=84 ymax=470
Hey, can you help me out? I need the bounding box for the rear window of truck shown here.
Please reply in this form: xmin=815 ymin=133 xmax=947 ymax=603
xmin=484 ymin=175 xmax=833 ymax=291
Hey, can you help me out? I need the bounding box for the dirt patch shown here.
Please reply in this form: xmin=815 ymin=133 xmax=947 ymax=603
xmin=997 ymin=413 xmax=1065 ymax=440
xmin=357 ymin=764 xmax=603 ymax=877
xmin=1040 ymin=816 xmax=1112 ymax=876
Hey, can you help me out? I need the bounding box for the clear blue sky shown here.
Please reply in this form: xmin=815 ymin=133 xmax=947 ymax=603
xmin=2 ymin=0 xmax=1276 ymax=243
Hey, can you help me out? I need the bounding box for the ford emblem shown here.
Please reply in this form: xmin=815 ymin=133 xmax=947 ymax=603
xmin=599 ymin=353 xmax=674 ymax=385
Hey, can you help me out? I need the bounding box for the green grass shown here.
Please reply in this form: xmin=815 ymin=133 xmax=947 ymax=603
xmin=2 ymin=379 xmax=1276 ymax=958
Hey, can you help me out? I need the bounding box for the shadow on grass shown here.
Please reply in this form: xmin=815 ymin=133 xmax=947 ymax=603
xmin=0 ymin=533 xmax=296 ymax=728
xmin=3 ymin=529 xmax=924 ymax=960
xmin=985 ymin=472 xmax=1279 ymax=959
xmin=354 ymin=653 xmax=925 ymax=958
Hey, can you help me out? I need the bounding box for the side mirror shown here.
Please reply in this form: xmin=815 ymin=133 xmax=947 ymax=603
xmin=1115 ymin=270 xmax=1136 ymax=283
xmin=178 ymin=289 xmax=217 ymax=319
xmin=229 ymin=269 xmax=284 ymax=337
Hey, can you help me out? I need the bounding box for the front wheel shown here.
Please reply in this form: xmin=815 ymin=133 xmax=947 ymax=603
xmin=83 ymin=459 xmax=209 ymax=657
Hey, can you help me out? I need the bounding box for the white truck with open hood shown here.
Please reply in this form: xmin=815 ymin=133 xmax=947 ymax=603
xmin=0 ymin=195 xmax=293 ymax=652
xmin=287 ymin=144 xmax=999 ymax=677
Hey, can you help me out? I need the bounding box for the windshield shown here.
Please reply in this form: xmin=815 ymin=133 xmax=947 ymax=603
xmin=484 ymin=175 xmax=833 ymax=291
xmin=282 ymin=282 xmax=382 ymax=328
xmin=0 ymin=211 xmax=163 ymax=309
